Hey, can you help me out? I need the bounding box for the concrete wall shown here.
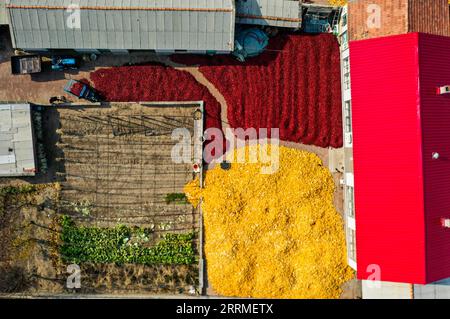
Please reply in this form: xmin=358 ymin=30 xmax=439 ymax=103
xmin=362 ymin=281 xmax=412 ymax=299
xmin=414 ymin=278 xmax=450 ymax=299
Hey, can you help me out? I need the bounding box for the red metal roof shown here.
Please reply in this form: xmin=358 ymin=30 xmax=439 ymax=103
xmin=351 ymin=32 xmax=450 ymax=284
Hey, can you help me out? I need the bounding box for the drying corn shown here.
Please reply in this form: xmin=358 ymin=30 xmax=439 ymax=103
xmin=184 ymin=145 xmax=354 ymax=299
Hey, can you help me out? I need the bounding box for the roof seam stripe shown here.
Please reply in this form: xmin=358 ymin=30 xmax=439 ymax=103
xmin=6 ymin=5 xmax=233 ymax=13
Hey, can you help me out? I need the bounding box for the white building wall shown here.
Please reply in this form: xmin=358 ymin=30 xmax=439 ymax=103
xmin=339 ymin=5 xmax=357 ymax=271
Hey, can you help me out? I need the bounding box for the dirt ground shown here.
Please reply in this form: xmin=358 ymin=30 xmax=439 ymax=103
xmin=0 ymin=25 xmax=360 ymax=298
xmin=50 ymin=103 xmax=201 ymax=230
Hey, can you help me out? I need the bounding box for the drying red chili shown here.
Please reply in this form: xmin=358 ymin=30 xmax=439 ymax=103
xmin=172 ymin=33 xmax=343 ymax=148
xmin=89 ymin=65 xmax=222 ymax=131
xmin=70 ymin=82 xmax=84 ymax=96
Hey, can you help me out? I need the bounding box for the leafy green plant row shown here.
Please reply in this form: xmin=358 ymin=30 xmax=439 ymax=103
xmin=59 ymin=216 xmax=196 ymax=265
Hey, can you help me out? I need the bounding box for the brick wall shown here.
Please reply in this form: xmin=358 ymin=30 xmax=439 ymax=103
xmin=348 ymin=0 xmax=450 ymax=41
xmin=409 ymin=0 xmax=450 ymax=37
xmin=348 ymin=0 xmax=409 ymax=41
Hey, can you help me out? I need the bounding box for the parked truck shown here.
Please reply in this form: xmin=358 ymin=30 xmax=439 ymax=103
xmin=11 ymin=55 xmax=80 ymax=75
xmin=11 ymin=54 xmax=42 ymax=75
xmin=64 ymin=79 xmax=103 ymax=103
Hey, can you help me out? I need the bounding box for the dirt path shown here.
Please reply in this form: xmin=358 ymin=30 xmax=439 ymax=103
xmin=165 ymin=59 xmax=229 ymax=131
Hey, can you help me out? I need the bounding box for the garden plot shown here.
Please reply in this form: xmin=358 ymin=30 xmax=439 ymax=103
xmin=0 ymin=184 xmax=199 ymax=296
xmin=53 ymin=103 xmax=202 ymax=234
xmin=0 ymin=102 xmax=204 ymax=296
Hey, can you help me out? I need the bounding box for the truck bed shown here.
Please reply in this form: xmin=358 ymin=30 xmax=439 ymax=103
xmin=11 ymin=55 xmax=42 ymax=74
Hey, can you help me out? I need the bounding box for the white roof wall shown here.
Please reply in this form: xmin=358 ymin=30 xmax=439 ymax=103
xmin=0 ymin=104 xmax=36 ymax=177
xmin=7 ymin=0 xmax=235 ymax=52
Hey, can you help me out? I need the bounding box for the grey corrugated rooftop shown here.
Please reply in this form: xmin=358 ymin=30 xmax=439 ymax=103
xmin=7 ymin=0 xmax=235 ymax=52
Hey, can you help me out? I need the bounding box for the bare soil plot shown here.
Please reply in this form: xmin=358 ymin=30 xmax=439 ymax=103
xmin=52 ymin=104 xmax=200 ymax=230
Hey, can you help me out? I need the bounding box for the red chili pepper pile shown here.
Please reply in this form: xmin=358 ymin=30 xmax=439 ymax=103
xmin=173 ymin=33 xmax=343 ymax=148
xmin=70 ymin=81 xmax=85 ymax=96
xmin=90 ymin=65 xmax=222 ymax=131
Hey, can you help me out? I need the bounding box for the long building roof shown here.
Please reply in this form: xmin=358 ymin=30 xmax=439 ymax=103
xmin=7 ymin=0 xmax=235 ymax=52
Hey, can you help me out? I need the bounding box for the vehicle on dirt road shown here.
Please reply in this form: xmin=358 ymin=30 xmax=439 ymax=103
xmin=64 ymin=79 xmax=103 ymax=103
xmin=51 ymin=56 xmax=80 ymax=71
xmin=11 ymin=55 xmax=81 ymax=74
xmin=11 ymin=54 xmax=42 ymax=74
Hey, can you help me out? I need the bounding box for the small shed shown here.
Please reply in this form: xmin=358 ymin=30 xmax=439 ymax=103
xmin=0 ymin=103 xmax=36 ymax=177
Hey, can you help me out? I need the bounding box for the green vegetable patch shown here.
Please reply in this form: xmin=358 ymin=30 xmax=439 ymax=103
xmin=60 ymin=216 xmax=196 ymax=265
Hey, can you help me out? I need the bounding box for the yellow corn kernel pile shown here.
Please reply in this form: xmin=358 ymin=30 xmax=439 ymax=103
xmin=184 ymin=145 xmax=354 ymax=299
xmin=328 ymin=0 xmax=347 ymax=6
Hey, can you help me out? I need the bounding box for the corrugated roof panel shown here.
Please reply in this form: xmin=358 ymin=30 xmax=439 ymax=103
xmin=7 ymin=0 xmax=235 ymax=51
xmin=20 ymin=7 xmax=31 ymax=30
xmin=156 ymin=10 xmax=164 ymax=32
xmin=141 ymin=31 xmax=150 ymax=49
xmin=206 ymin=8 xmax=215 ymax=33
xmin=96 ymin=8 xmax=107 ymax=48
xmin=236 ymin=0 xmax=300 ymax=28
xmin=65 ymin=28 xmax=75 ymax=48
xmin=80 ymin=9 xmax=92 ymax=48
xmin=181 ymin=30 xmax=189 ymax=50
xmin=130 ymin=11 xmax=140 ymax=49
xmin=0 ymin=1 xmax=7 ymax=25
xmin=36 ymin=9 xmax=48 ymax=47
xmin=156 ymin=28 xmax=166 ymax=50
xmin=172 ymin=10 xmax=182 ymax=32
xmin=147 ymin=10 xmax=156 ymax=32
xmin=167 ymin=31 xmax=176 ymax=51
xmin=190 ymin=32 xmax=199 ymax=51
